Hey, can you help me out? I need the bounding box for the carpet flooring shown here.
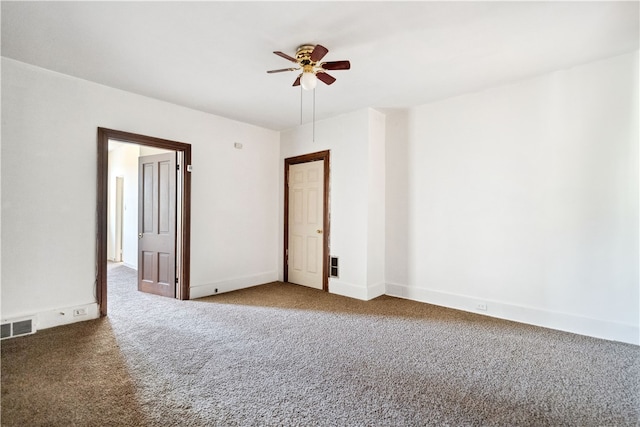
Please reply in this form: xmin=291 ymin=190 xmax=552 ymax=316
xmin=1 ymin=264 xmax=639 ymax=426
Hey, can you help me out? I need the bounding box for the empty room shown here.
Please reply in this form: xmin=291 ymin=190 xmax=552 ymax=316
xmin=1 ymin=1 xmax=638 ymax=426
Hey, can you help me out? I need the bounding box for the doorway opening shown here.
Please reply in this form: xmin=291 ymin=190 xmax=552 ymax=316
xmin=284 ymin=150 xmax=330 ymax=291
xmin=114 ymin=176 xmax=124 ymax=262
xmin=97 ymin=128 xmax=192 ymax=317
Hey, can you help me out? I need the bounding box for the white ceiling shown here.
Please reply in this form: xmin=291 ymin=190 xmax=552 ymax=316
xmin=2 ymin=1 xmax=638 ymax=131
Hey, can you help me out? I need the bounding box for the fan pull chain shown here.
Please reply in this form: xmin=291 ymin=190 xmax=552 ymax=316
xmin=300 ymin=85 xmax=303 ymax=125
xmin=313 ymin=88 xmax=316 ymax=142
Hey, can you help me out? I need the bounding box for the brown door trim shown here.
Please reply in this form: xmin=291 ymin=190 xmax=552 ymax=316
xmin=96 ymin=127 xmax=192 ymax=317
xmin=284 ymin=150 xmax=330 ymax=291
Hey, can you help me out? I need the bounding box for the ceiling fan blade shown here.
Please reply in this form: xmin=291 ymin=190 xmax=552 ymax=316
xmin=293 ymin=75 xmax=301 ymax=86
xmin=317 ymin=72 xmax=336 ymax=85
xmin=267 ymin=68 xmax=299 ymax=74
xmin=274 ymin=51 xmax=298 ymax=63
xmin=321 ymin=60 xmax=351 ymax=71
xmin=310 ymin=44 xmax=329 ymax=62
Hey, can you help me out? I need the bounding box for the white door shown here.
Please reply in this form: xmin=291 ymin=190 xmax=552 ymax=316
xmin=288 ymin=160 xmax=324 ymax=289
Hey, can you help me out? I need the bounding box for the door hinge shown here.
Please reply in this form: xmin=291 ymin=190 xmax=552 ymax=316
xmin=175 ymin=278 xmax=179 ymax=284
xmin=176 ymin=164 xmax=180 ymax=171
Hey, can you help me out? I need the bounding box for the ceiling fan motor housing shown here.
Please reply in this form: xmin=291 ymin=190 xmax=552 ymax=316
xmin=296 ymin=45 xmax=316 ymax=66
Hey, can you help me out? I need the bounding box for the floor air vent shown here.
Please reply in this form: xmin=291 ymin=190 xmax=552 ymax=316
xmin=1 ymin=317 xmax=36 ymax=340
xmin=1 ymin=323 xmax=10 ymax=339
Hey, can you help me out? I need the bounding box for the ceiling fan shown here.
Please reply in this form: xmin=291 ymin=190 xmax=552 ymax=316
xmin=267 ymin=44 xmax=351 ymax=90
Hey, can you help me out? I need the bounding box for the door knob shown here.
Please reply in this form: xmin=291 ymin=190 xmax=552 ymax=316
xmin=138 ymin=233 xmax=143 ymax=239
xmin=317 ymin=229 xmax=323 ymax=234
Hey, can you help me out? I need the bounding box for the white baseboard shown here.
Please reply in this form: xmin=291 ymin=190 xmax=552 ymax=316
xmin=367 ymin=281 xmax=386 ymax=300
xmin=329 ymin=279 xmax=368 ymax=300
xmin=329 ymin=279 xmax=385 ymax=301
xmin=123 ymin=262 xmax=137 ymax=270
xmin=386 ymin=282 xmax=639 ymax=345
xmin=190 ymin=271 xmax=278 ymax=299
xmin=328 ymin=280 xmax=386 ymax=301
xmin=35 ymin=303 xmax=100 ymax=331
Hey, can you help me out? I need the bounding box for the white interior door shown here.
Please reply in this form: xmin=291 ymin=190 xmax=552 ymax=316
xmin=288 ymin=160 xmax=324 ymax=289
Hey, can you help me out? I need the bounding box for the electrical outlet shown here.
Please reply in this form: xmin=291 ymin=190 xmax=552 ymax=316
xmin=73 ymin=308 xmax=88 ymax=317
xmin=476 ymin=303 xmax=487 ymax=311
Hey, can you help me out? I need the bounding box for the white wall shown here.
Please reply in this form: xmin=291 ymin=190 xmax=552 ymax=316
xmin=386 ymin=52 xmax=639 ymax=344
xmin=138 ymin=145 xmax=173 ymax=157
xmin=384 ymin=110 xmax=409 ymax=288
xmin=280 ymin=108 xmax=385 ymax=300
xmin=107 ymin=143 xmax=139 ymax=267
xmin=367 ymin=110 xmax=386 ymax=297
xmin=1 ymin=58 xmax=280 ymax=328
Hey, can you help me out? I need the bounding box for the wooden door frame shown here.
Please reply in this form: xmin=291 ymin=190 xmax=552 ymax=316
xmin=97 ymin=128 xmax=192 ymax=317
xmin=284 ymin=150 xmax=330 ymax=291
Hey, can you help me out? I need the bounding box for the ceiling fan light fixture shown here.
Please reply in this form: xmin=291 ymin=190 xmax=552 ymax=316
xmin=301 ymin=71 xmax=317 ymax=91
xmin=268 ymin=44 xmax=350 ymax=91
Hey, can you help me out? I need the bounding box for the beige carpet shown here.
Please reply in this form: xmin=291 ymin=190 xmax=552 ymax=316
xmin=2 ymin=264 xmax=639 ymax=426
